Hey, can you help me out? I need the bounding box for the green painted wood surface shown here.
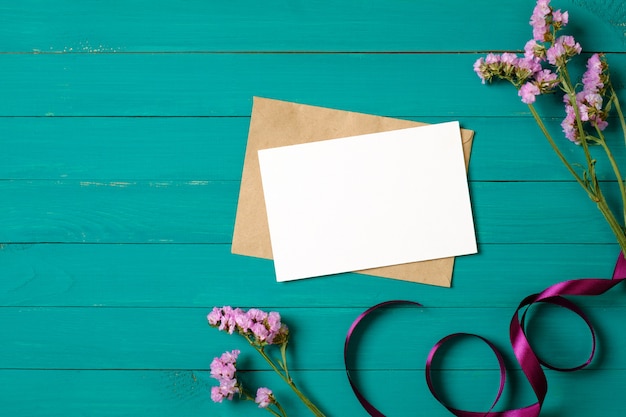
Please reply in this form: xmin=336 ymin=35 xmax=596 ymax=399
xmin=1 ymin=0 xmax=626 ymax=416
xmin=0 ymin=0 xmax=623 ymax=52
xmin=1 ymin=53 xmax=625 ymax=117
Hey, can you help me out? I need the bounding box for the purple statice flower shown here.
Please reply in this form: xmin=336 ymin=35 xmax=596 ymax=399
xmin=473 ymin=57 xmax=486 ymax=83
xmin=534 ymin=69 xmax=559 ymax=91
xmin=561 ymin=91 xmax=608 ymax=143
xmin=561 ymin=113 xmax=578 ymax=142
xmin=516 ymin=69 xmax=559 ymax=105
xmin=485 ymin=53 xmax=500 ymax=65
xmin=474 ymin=52 xmax=539 ymax=86
xmin=519 ymin=82 xmax=541 ymax=104
xmin=552 ymin=9 xmax=568 ymax=26
xmin=247 ymin=308 xmax=268 ymax=322
xmin=255 ymin=387 xmax=275 ymax=408
xmin=210 ymin=350 xmax=241 ymax=403
xmin=474 ymin=53 xmax=503 ymax=84
xmin=524 ymin=39 xmax=546 ymax=61
xmin=516 ymin=56 xmax=542 ymax=79
xmin=530 ymin=0 xmax=551 ymax=41
xmin=251 ymin=322 xmax=270 ymax=342
xmin=582 ymin=53 xmax=605 ymax=94
xmin=546 ymin=35 xmax=581 ymax=65
xmin=500 ymin=52 xmax=518 ymax=66
xmin=560 ymin=54 xmax=610 ymax=140
xmin=208 ymin=306 xmax=290 ymax=346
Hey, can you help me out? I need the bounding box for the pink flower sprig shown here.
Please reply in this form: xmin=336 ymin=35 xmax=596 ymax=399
xmin=255 ymin=387 xmax=276 ymax=408
xmin=208 ymin=306 xmax=289 ymax=346
xmin=209 ymin=350 xmax=241 ymax=403
xmin=474 ymin=0 xmax=626 ymax=255
xmin=208 ymin=307 xmax=326 ymax=417
xmin=530 ymin=0 xmax=568 ymax=42
xmin=562 ymin=55 xmax=610 ymax=144
xmin=209 ymin=349 xmax=288 ymax=417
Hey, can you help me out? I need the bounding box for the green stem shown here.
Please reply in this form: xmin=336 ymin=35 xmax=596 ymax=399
xmin=254 ymin=346 xmax=326 ymax=417
xmin=609 ymin=83 xmax=626 ymax=147
xmin=527 ymin=104 xmax=591 ymax=195
xmin=280 ymin=340 xmax=290 ymax=381
xmin=596 ymin=126 xmax=626 ymax=227
xmin=596 ymin=196 xmax=626 ymax=254
xmin=242 ymin=389 xmax=285 ymax=417
xmin=275 ymin=401 xmax=289 ymax=417
xmin=265 ymin=406 xmax=285 ymax=417
xmin=561 ymin=66 xmax=598 ymax=191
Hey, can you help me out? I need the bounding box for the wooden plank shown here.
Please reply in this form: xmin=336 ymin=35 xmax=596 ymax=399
xmin=0 ymin=305 xmax=622 ymax=371
xmin=1 ymin=116 xmax=625 ymax=182
xmin=1 ymin=53 xmax=624 ymax=117
xmin=0 ymin=243 xmax=622 ymax=308
xmin=0 ymin=117 xmax=249 ymax=181
xmin=0 ymin=370 xmax=626 ymax=417
xmin=0 ymin=0 xmax=622 ymax=53
xmin=0 ymin=180 xmax=238 ymax=243
xmin=0 ymin=180 xmax=622 ymax=244
xmin=0 ymin=368 xmax=622 ymax=416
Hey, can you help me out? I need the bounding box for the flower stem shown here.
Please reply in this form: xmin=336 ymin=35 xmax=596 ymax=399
xmin=595 ymin=195 xmax=626 ymax=254
xmin=560 ymin=66 xmax=599 ymax=190
xmin=265 ymin=406 xmax=286 ymax=417
xmin=242 ymin=389 xmax=286 ymax=417
xmin=254 ymin=346 xmax=326 ymax=417
xmin=527 ymin=103 xmax=590 ymax=194
xmin=275 ymin=400 xmax=289 ymax=417
xmin=596 ymin=126 xmax=626 ymax=226
xmin=609 ymin=83 xmax=626 ymax=147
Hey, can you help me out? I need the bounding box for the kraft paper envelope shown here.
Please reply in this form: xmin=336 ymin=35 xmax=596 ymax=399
xmin=232 ymin=97 xmax=475 ymax=287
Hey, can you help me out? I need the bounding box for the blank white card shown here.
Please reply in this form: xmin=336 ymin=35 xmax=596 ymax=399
xmin=258 ymin=121 xmax=477 ymax=282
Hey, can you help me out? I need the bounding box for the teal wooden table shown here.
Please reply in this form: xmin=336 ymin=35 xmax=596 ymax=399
xmin=2 ymin=1 xmax=626 ymax=415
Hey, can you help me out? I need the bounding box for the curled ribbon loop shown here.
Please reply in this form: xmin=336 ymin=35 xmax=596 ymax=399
xmin=345 ymin=252 xmax=626 ymax=417
xmin=344 ymin=300 xmax=422 ymax=417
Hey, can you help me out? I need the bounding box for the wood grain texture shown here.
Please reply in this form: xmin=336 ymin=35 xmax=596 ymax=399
xmin=0 ymin=180 xmax=622 ymax=243
xmin=1 ymin=116 xmax=625 ymax=181
xmin=0 ymin=305 xmax=618 ymax=370
xmin=2 ymin=0 xmax=626 ymax=416
xmin=0 ymin=53 xmax=624 ymax=117
xmin=0 ymin=0 xmax=622 ymax=52
xmin=5 ymin=369 xmax=626 ymax=417
xmin=0 ymin=243 xmax=622 ymax=308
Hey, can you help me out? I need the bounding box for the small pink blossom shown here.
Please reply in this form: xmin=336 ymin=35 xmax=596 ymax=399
xmin=546 ymin=42 xmax=564 ymax=65
xmin=560 ymin=35 xmax=581 ymax=53
xmin=561 ymin=112 xmax=578 ymax=142
xmin=485 ymin=53 xmax=500 ymax=65
xmin=255 ymin=387 xmax=274 ymax=408
xmin=519 ymin=82 xmax=541 ymax=104
xmin=473 ymin=57 xmax=486 ymax=83
xmin=582 ymin=53 xmax=605 ymax=94
xmin=209 ymin=350 xmax=242 ymax=403
xmin=524 ymin=39 xmax=546 ymax=60
xmin=267 ymin=312 xmax=282 ymax=332
xmin=596 ymin=119 xmax=609 ymax=130
xmin=534 ymin=69 xmax=559 ymax=92
xmin=247 ymin=308 xmax=268 ymax=322
xmin=530 ymin=0 xmax=551 ymax=41
xmin=500 ymin=52 xmax=518 ymax=66
xmin=209 ymin=306 xmax=289 ymax=346
xmin=211 ymin=386 xmax=225 ymax=403
xmin=251 ymin=322 xmax=270 ymax=341
xmin=552 ymin=9 xmax=568 ymax=25
xmin=546 ymin=35 xmax=581 ymax=65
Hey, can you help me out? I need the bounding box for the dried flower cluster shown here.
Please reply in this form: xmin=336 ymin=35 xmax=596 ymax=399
xmin=207 ymin=306 xmax=325 ymax=417
xmin=474 ymin=0 xmax=626 ymax=255
xmin=208 ymin=306 xmax=289 ymax=346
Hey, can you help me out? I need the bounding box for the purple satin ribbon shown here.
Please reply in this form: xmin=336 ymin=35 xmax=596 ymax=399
xmin=344 ymin=252 xmax=626 ymax=416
